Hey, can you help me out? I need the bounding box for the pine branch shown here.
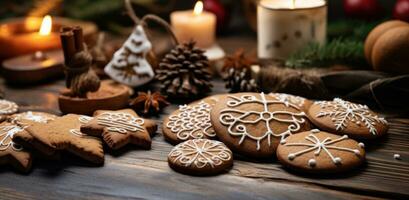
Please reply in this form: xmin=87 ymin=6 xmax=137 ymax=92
xmin=285 ymin=39 xmax=367 ymax=69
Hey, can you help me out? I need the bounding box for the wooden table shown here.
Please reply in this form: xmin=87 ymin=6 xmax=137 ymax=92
xmin=0 ymin=35 xmax=408 ymax=200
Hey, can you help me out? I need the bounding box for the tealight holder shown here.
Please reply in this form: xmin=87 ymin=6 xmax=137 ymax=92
xmin=257 ymin=0 xmax=327 ymax=60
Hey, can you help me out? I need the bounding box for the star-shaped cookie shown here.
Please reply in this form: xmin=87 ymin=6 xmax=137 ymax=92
xmin=1 ymin=111 xmax=57 ymax=172
xmin=0 ymin=121 xmax=31 ymax=172
xmin=80 ymin=109 xmax=157 ymax=150
xmin=13 ymin=114 xmax=104 ymax=165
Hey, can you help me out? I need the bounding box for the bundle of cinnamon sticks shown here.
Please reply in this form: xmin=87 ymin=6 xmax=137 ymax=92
xmin=60 ymin=26 xmax=100 ymax=98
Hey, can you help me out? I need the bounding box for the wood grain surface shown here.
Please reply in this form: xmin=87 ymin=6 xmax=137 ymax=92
xmin=0 ymin=35 xmax=408 ymax=200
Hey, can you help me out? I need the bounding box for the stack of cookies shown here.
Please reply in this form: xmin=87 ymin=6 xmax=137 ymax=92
xmin=163 ymin=92 xmax=388 ymax=175
xmin=0 ymin=98 xmax=157 ymax=173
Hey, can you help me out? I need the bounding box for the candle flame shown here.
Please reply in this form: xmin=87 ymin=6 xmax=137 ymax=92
xmin=291 ymin=0 xmax=296 ymax=9
xmin=39 ymin=15 xmax=52 ymax=36
xmin=193 ymin=1 xmax=203 ymax=15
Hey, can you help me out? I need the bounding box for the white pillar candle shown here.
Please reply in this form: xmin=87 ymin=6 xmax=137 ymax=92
xmin=170 ymin=1 xmax=216 ymax=48
xmin=258 ymin=0 xmax=327 ymax=60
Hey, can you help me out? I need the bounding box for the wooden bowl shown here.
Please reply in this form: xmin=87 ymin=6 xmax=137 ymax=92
xmin=58 ymin=80 xmax=131 ymax=115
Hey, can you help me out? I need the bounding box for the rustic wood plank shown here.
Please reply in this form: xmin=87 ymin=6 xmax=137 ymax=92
xmin=0 ymin=77 xmax=408 ymax=199
xmin=1 ymin=35 xmax=408 ymax=199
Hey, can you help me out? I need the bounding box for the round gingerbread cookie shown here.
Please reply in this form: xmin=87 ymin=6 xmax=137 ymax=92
xmin=163 ymin=95 xmax=224 ymax=145
xmin=0 ymin=99 xmax=18 ymax=115
xmin=277 ymin=129 xmax=365 ymax=173
xmin=168 ymin=139 xmax=233 ymax=176
xmin=210 ymin=92 xmax=312 ymax=158
xmin=268 ymin=93 xmax=313 ymax=113
xmin=308 ymin=98 xmax=388 ymax=139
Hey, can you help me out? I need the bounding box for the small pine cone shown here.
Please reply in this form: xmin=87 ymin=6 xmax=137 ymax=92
xmin=156 ymin=41 xmax=212 ymax=98
xmin=223 ymin=68 xmax=258 ymax=93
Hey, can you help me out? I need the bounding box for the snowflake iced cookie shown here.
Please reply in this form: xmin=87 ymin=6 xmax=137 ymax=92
xmin=308 ymin=98 xmax=388 ymax=139
xmin=163 ymin=95 xmax=222 ymax=145
xmin=168 ymin=139 xmax=233 ymax=176
xmin=277 ymin=129 xmax=365 ymax=173
xmin=80 ymin=109 xmax=157 ymax=150
xmin=210 ymin=92 xmax=312 ymax=158
xmin=0 ymin=99 xmax=18 ymax=115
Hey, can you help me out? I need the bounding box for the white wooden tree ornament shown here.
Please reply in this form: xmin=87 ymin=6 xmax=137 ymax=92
xmin=104 ymin=25 xmax=155 ymax=87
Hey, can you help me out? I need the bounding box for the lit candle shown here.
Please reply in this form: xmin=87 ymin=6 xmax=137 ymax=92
xmin=0 ymin=16 xmax=97 ymax=60
xmin=170 ymin=1 xmax=217 ymax=48
xmin=258 ymin=0 xmax=327 ymax=59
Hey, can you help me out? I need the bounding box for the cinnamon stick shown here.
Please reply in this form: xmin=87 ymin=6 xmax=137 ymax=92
xmin=60 ymin=28 xmax=76 ymax=65
xmin=72 ymin=26 xmax=84 ymax=51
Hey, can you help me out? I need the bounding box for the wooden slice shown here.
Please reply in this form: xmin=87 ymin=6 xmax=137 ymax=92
xmin=58 ymin=80 xmax=131 ymax=115
xmin=1 ymin=50 xmax=64 ymax=84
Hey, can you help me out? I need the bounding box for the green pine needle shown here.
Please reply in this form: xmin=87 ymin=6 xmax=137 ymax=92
xmin=285 ymin=39 xmax=367 ymax=69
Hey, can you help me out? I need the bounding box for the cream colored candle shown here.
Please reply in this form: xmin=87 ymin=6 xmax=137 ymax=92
xmin=258 ymin=0 xmax=327 ymax=59
xmin=170 ymin=1 xmax=216 ymax=48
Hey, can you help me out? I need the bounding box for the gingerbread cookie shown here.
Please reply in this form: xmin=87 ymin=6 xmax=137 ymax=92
xmin=269 ymin=93 xmax=312 ymax=112
xmin=80 ymin=109 xmax=157 ymax=150
xmin=14 ymin=114 xmax=104 ymax=164
xmin=0 ymin=121 xmax=31 ymax=172
xmin=0 ymin=99 xmax=18 ymax=115
xmin=1 ymin=111 xmax=57 ymax=172
xmin=308 ymin=98 xmax=388 ymax=139
xmin=168 ymin=139 xmax=233 ymax=176
xmin=11 ymin=111 xmax=57 ymax=151
xmin=11 ymin=111 xmax=57 ymax=125
xmin=277 ymin=129 xmax=365 ymax=173
xmin=0 ymin=115 xmax=7 ymax=123
xmin=210 ymin=92 xmax=311 ymax=158
xmin=163 ymin=95 xmax=223 ymax=145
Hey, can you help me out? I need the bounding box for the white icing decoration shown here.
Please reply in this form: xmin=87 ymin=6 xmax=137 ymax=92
xmin=104 ymin=25 xmax=154 ymax=87
xmin=78 ymin=115 xmax=93 ymax=124
xmin=97 ymin=112 xmax=144 ymax=134
xmin=315 ymin=98 xmax=388 ymax=135
xmin=311 ymin=129 xmax=320 ymax=133
xmin=69 ymin=129 xmax=88 ymax=137
xmin=308 ymin=159 xmax=316 ymax=167
xmin=12 ymin=111 xmax=55 ymax=124
xmin=166 ymin=101 xmax=215 ymax=140
xmin=271 ymin=93 xmax=306 ymax=108
xmin=168 ymin=139 xmax=232 ymax=168
xmin=284 ymin=132 xmax=361 ymax=166
xmin=219 ymin=92 xmax=307 ymax=150
xmin=358 ymin=142 xmax=365 ymax=149
xmin=70 ymin=115 xmax=94 ymax=137
xmin=1 ymin=112 xmax=56 ymax=151
xmin=0 ymin=100 xmax=18 ymax=115
xmin=0 ymin=124 xmax=25 ymax=151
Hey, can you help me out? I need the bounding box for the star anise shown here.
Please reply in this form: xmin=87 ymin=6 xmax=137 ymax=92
xmin=130 ymin=91 xmax=170 ymax=115
xmin=222 ymin=48 xmax=257 ymax=72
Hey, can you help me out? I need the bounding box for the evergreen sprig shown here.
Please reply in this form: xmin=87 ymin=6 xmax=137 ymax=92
xmin=285 ymin=39 xmax=367 ymax=69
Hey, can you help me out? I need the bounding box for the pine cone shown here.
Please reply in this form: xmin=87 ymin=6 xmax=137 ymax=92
xmin=156 ymin=41 xmax=212 ymax=98
xmin=223 ymin=67 xmax=258 ymax=93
